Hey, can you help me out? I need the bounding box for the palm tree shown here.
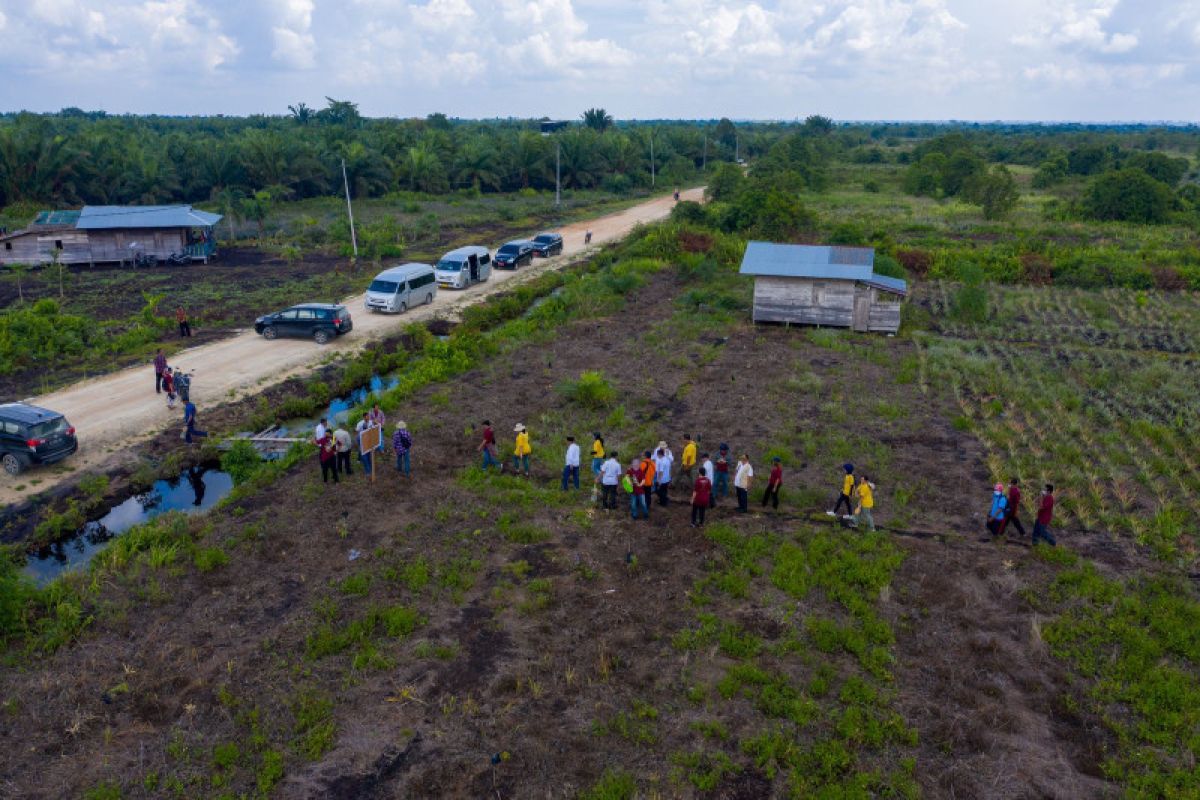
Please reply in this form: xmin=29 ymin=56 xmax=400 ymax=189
xmin=288 ymin=102 xmax=313 ymax=125
xmin=401 ymin=143 xmax=447 ymax=193
xmin=558 ymin=130 xmax=602 ymax=188
xmin=454 ymin=136 xmax=501 ymax=191
xmin=504 ymin=131 xmax=549 ymax=189
xmin=336 ymin=141 xmax=391 ymax=198
xmin=582 ymin=108 xmax=614 ymax=133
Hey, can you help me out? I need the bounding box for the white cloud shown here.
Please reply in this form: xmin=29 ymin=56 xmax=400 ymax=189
xmin=270 ymin=0 xmax=315 ymax=68
xmin=1013 ymin=0 xmax=1138 ymax=53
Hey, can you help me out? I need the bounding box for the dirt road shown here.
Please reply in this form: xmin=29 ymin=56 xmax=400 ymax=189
xmin=2 ymin=188 xmax=703 ymax=507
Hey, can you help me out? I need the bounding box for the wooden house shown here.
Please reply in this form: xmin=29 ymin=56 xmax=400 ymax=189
xmin=739 ymin=242 xmax=907 ymax=334
xmin=0 ymin=205 xmax=221 ymax=267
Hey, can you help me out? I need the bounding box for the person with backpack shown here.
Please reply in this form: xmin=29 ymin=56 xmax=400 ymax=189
xmin=509 ymin=423 xmax=532 ymax=476
xmin=691 ymin=466 xmax=712 ymax=527
xmin=986 ymin=483 xmax=1008 ymax=537
xmin=562 ymin=436 xmax=581 ymax=490
xmin=762 ymin=456 xmax=783 ymax=510
xmin=591 ymin=433 xmax=605 ymax=476
xmin=393 ymin=421 xmax=413 ymax=478
xmin=854 ymin=474 xmax=876 ymax=531
xmin=626 ymin=457 xmax=648 ymax=520
xmin=1032 ymin=484 xmax=1057 ymax=546
xmin=599 ymin=451 xmax=621 ymax=510
xmin=828 ymin=463 xmax=855 ymax=518
xmin=998 ymin=478 xmax=1027 ymax=538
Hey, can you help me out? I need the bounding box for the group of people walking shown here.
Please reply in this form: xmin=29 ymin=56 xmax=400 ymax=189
xmin=151 ymin=348 xmax=206 ymax=444
xmin=986 ymin=479 xmax=1057 ymax=546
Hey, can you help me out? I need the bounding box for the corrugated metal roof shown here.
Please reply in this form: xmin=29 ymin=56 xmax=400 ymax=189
xmin=738 ymin=241 xmax=875 ymax=280
xmin=34 ymin=210 xmax=81 ymax=226
xmin=864 ymin=274 xmax=908 ymax=296
xmin=76 ymin=205 xmax=222 ymax=230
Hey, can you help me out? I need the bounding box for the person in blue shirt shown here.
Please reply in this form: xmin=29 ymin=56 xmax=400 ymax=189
xmin=986 ymin=483 xmax=1008 ymax=537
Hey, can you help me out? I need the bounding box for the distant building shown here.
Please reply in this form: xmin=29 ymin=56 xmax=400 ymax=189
xmin=0 ymin=205 xmax=221 ymax=266
xmin=738 ymin=242 xmax=907 ymax=334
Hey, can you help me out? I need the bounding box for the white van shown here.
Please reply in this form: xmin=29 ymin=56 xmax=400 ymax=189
xmin=364 ymin=263 xmax=437 ymax=313
xmin=436 ymin=245 xmax=492 ymax=290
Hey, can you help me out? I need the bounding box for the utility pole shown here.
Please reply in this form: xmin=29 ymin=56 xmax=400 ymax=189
xmin=341 ymin=158 xmax=358 ymax=259
xmin=555 ymin=140 xmax=561 ymax=208
xmin=649 ymin=130 xmax=656 ymax=188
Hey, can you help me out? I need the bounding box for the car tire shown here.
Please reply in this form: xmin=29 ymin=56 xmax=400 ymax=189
xmin=426 ymin=293 xmax=433 ymax=305
xmin=2 ymin=453 xmax=28 ymax=476
xmin=314 ymin=329 xmax=331 ymax=345
xmin=399 ymin=302 xmax=407 ymax=314
xmin=262 ymin=326 xmax=277 ymax=340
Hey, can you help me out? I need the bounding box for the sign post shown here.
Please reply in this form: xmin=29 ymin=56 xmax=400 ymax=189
xmin=359 ymin=424 xmax=382 ymax=483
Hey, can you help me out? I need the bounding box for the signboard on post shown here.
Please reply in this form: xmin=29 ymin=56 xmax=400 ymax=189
xmin=359 ymin=424 xmax=383 ymax=482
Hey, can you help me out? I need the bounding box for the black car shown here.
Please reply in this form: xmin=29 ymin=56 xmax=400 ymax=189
xmin=254 ymin=303 xmax=353 ymax=344
xmin=0 ymin=403 xmax=78 ymax=476
xmin=494 ymin=240 xmax=534 ymax=270
xmin=530 ymin=232 xmax=564 ymax=257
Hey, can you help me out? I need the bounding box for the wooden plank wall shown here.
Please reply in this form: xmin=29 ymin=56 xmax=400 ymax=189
xmin=752 ymin=276 xmax=904 ymax=333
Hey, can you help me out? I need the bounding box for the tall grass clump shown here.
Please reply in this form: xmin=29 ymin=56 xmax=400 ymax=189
xmin=557 ymin=371 xmax=617 ymax=410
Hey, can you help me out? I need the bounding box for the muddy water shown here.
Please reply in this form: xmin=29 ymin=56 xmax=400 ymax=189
xmin=25 ymin=466 xmax=234 ymax=586
xmin=25 ymin=373 xmax=403 ymax=586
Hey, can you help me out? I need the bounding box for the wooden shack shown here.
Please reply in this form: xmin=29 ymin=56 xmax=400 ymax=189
xmin=0 ymin=205 xmax=221 ymax=267
xmin=738 ymin=242 xmax=907 ymax=334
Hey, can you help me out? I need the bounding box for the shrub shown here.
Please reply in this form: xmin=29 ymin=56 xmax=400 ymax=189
xmin=193 ymin=547 xmax=230 ymax=572
xmin=220 ymin=439 xmax=263 ymax=486
xmin=951 ymin=262 xmax=988 ymax=323
xmin=557 ymin=371 xmax=616 ymax=410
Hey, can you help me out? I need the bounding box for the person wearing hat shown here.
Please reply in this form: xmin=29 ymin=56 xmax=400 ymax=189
xmin=828 ymin=463 xmax=855 ymax=518
xmin=510 ymin=423 xmax=532 ymax=477
xmin=590 ymin=433 xmax=605 ymax=476
xmin=562 ymin=436 xmax=581 ymax=490
xmin=854 ymin=474 xmax=876 ymax=531
xmin=986 ymin=482 xmax=1008 ymax=538
xmin=393 ymin=421 xmax=413 ymax=477
xmin=762 ymin=456 xmax=783 ymax=510
xmin=713 ymin=445 xmax=730 ymax=505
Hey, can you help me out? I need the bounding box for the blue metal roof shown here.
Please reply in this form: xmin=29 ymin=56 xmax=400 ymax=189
xmin=76 ymin=205 xmax=222 ymax=230
xmin=739 ymin=241 xmax=906 ymax=295
xmin=738 ymin=241 xmax=874 ymax=280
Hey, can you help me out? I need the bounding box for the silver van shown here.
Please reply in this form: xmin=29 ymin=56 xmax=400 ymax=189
xmin=365 ymin=263 xmax=437 ymax=313
xmin=436 ymin=245 xmax=492 ymax=290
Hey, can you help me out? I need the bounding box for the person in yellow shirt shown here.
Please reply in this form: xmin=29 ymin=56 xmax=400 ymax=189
xmin=853 ymin=474 xmax=876 ymax=531
xmin=827 ymin=463 xmax=855 ymax=518
xmin=591 ymin=432 xmax=605 ymax=477
xmin=680 ymin=434 xmax=698 ymax=488
xmin=509 ymin=423 xmax=531 ymax=477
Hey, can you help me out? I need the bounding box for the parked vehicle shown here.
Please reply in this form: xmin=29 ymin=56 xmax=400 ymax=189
xmin=254 ymin=303 xmax=353 ymax=344
xmin=531 ymin=232 xmax=564 ymax=257
xmin=0 ymin=403 xmax=78 ymax=476
xmin=365 ymin=263 xmax=437 ymax=313
xmin=435 ymin=245 xmax=492 ymax=289
xmin=494 ymin=240 xmax=534 ymax=270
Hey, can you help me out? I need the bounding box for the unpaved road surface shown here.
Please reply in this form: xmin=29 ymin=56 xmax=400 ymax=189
xmin=2 ymin=188 xmax=702 ymax=507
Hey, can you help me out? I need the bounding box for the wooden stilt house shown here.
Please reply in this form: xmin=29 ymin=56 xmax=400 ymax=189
xmin=738 ymin=242 xmax=907 ymax=334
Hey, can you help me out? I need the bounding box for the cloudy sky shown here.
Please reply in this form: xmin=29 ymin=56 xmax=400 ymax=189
xmin=0 ymin=0 xmax=1196 ymax=121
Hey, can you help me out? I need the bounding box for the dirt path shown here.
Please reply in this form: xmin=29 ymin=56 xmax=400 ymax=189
xmin=2 ymin=188 xmax=703 ymax=508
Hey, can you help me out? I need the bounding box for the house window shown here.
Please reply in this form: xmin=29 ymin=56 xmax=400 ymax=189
xmin=3 ymin=242 xmax=10 ymax=251
xmin=54 ymin=240 xmax=63 ymax=250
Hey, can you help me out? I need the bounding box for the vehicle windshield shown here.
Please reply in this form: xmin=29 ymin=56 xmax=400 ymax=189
xmin=534 ymin=235 xmax=556 ymax=244
xmin=29 ymin=417 xmax=69 ymax=437
xmin=497 ymin=245 xmax=520 ymax=256
xmin=368 ymin=279 xmax=399 ymax=293
xmin=437 ymin=259 xmax=462 ymax=272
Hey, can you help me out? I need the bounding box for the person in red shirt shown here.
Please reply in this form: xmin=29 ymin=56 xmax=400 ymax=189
xmin=691 ymin=467 xmax=713 ymax=527
xmin=318 ymin=433 xmax=339 ymax=484
xmin=998 ymin=477 xmax=1027 ymax=538
xmin=1032 ymin=484 xmax=1056 ymax=546
xmin=479 ymin=420 xmax=498 ymax=471
xmin=762 ymin=457 xmax=783 ymax=510
xmin=628 ymin=458 xmax=648 ymax=520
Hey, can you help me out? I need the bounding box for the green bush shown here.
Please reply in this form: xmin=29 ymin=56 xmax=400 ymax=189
xmin=193 ymin=547 xmax=230 ymax=572
xmin=220 ymin=439 xmax=264 ymax=486
xmin=557 ymin=371 xmax=616 ymax=410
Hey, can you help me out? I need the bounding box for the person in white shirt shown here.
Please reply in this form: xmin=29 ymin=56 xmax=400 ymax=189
xmin=314 ymin=417 xmax=328 ymax=444
xmin=333 ymin=426 xmax=352 ymax=476
xmin=354 ymin=412 xmax=377 ymax=475
xmin=599 ymin=451 xmax=621 ymax=510
xmin=734 ymin=453 xmax=754 ymax=513
xmin=562 ymin=436 xmax=581 ymax=490
xmin=654 ymin=447 xmax=672 ymax=506
xmin=700 ymin=452 xmax=715 ymax=509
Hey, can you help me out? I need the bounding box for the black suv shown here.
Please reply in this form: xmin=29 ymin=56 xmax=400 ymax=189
xmin=531 ymin=232 xmax=563 ymax=257
xmin=0 ymin=403 xmax=78 ymax=476
xmin=255 ymin=303 xmax=353 ymax=344
xmin=494 ymin=240 xmax=534 ymax=270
